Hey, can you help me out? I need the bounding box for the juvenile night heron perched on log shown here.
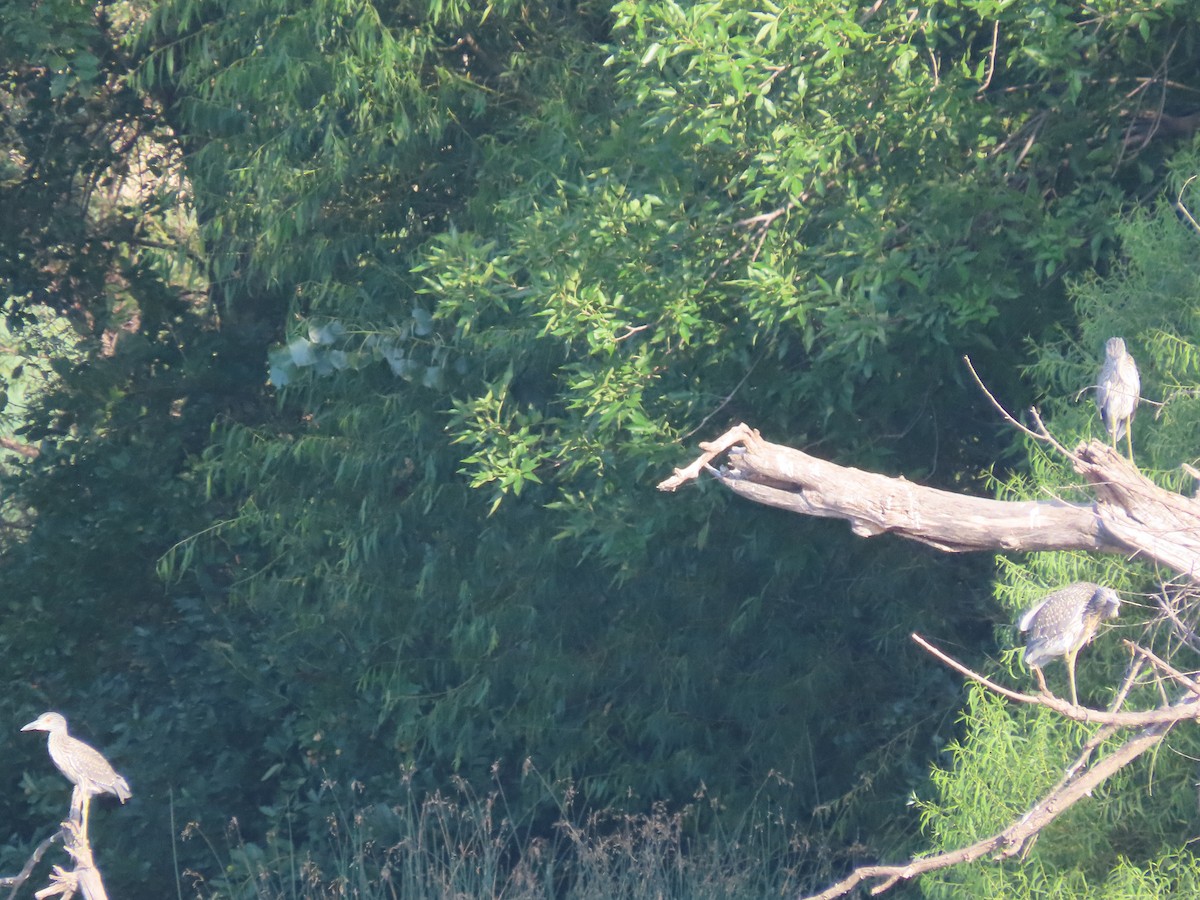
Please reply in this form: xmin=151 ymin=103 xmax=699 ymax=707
xmin=22 ymin=712 xmax=131 ymax=833
xmin=1019 ymin=582 xmax=1122 ymax=706
xmin=1096 ymin=336 xmax=1140 ymax=461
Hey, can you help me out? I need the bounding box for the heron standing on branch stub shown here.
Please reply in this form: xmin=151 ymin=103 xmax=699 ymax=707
xmin=1019 ymin=582 xmax=1122 ymax=706
xmin=22 ymin=711 xmax=131 ymax=835
xmin=1096 ymin=336 xmax=1140 ymax=461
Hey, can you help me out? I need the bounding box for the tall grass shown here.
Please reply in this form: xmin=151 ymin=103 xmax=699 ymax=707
xmin=177 ymin=765 xmax=829 ymax=899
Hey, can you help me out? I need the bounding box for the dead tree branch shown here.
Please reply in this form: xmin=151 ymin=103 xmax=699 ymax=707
xmin=1 ymin=816 xmax=112 ymax=900
xmin=0 ymin=832 xmax=59 ymax=899
xmin=911 ymin=634 xmax=1200 ymax=726
xmin=33 ymin=819 xmax=109 ymax=900
xmin=795 ymin=635 xmax=1200 ymax=900
xmin=800 ymin=705 xmax=1180 ymax=900
xmin=658 ymin=423 xmax=1200 ymax=580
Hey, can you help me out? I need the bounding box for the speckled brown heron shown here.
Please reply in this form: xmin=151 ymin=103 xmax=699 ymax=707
xmin=1019 ymin=582 xmax=1122 ymax=706
xmin=22 ymin=712 xmax=131 ymax=833
xmin=1096 ymin=337 xmax=1140 ymax=461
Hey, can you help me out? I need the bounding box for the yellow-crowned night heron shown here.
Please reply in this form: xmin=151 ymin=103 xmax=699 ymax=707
xmin=1096 ymin=337 xmax=1140 ymax=461
xmin=22 ymin=711 xmax=131 ymax=833
xmin=1019 ymin=582 xmax=1121 ymax=706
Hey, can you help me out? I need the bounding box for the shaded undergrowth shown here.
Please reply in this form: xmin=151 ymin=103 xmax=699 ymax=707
xmin=177 ymin=766 xmax=841 ymax=900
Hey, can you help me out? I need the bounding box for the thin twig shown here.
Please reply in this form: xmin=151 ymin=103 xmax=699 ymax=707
xmin=1123 ymin=640 xmax=1200 ymax=697
xmin=0 ymin=831 xmax=60 ymax=898
xmin=963 ymin=356 xmax=1072 ymax=456
xmin=614 ymin=324 xmax=649 ymax=343
xmin=1065 ymin=657 xmax=1146 ymax=780
xmin=1176 ymin=174 xmax=1200 ymax=236
xmin=734 ymin=204 xmax=795 ymax=228
xmin=682 ymin=354 xmax=764 ymax=440
xmin=704 ymin=199 xmax=800 ymax=288
xmin=1026 ymin=407 xmax=1073 ymax=457
xmin=858 ymin=0 xmax=886 ymax=24
xmin=964 ymin=355 xmax=1041 ymax=437
xmin=912 ymin=633 xmax=1200 ymax=727
xmin=1118 ymin=33 xmax=1178 ymax=161
xmin=1150 ymin=582 xmax=1200 ymax=654
xmin=978 ymin=20 xmax=1000 ymax=93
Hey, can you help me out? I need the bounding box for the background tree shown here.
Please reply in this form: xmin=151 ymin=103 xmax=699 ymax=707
xmin=3 ymin=0 xmax=1200 ymax=895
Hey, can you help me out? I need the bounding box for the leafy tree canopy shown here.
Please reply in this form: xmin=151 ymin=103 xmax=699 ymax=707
xmin=3 ymin=0 xmax=1200 ymax=893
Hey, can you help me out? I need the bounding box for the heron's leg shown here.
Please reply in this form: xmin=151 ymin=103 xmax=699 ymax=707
xmin=1125 ymin=426 xmax=1135 ymax=464
xmin=1065 ymin=648 xmax=1080 ymax=706
xmin=68 ymin=785 xmax=83 ymax=827
xmin=80 ymin=793 xmax=91 ymax=839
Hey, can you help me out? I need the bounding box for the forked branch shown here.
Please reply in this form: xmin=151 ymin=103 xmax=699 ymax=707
xmin=0 ymin=816 xmax=111 ymax=900
xmin=794 ymin=635 xmax=1200 ymax=900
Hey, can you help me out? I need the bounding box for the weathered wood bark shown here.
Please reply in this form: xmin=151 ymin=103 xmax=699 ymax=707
xmin=658 ymin=423 xmax=1200 ymax=581
xmin=0 ymin=818 xmax=109 ymax=900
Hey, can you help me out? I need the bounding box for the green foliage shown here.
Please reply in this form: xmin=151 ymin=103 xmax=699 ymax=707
xmin=6 ymin=0 xmax=1200 ymax=895
xmin=0 ymin=0 xmax=287 ymax=887
xmin=416 ymin=0 xmax=1200 ymax=519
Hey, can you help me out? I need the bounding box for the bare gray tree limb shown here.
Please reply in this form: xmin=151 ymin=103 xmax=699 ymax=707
xmin=0 ymin=813 xmax=112 ymax=900
xmin=912 ymin=634 xmax=1200 ymax=726
xmin=0 ymin=832 xmax=58 ymax=899
xmin=793 ymin=635 xmax=1199 ymax=900
xmin=658 ymin=423 xmax=1200 ymax=580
